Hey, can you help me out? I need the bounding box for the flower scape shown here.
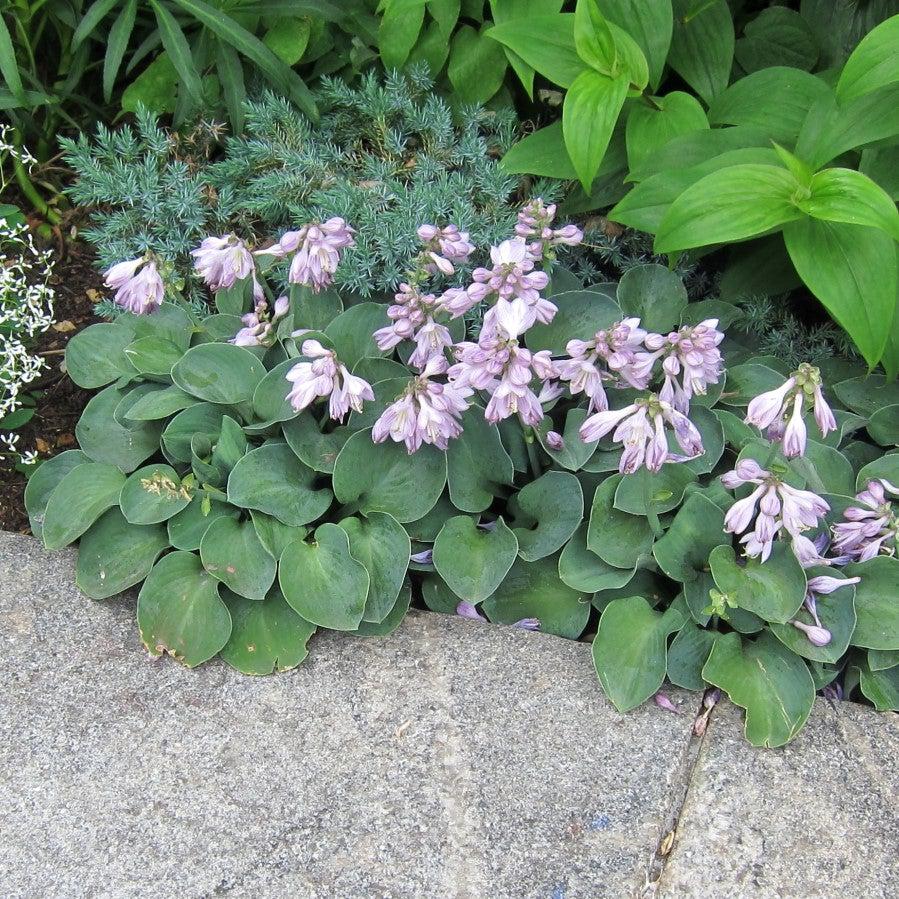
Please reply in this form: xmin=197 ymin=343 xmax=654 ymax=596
xmin=34 ymin=200 xmax=899 ymax=748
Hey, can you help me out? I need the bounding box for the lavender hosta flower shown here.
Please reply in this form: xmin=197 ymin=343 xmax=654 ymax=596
xmin=260 ymin=218 xmax=355 ymax=293
xmin=546 ymin=430 xmax=564 ymax=451
xmin=693 ymin=688 xmax=720 ymax=736
xmin=654 ymin=693 xmax=679 ymax=714
xmin=408 ymin=318 xmax=453 ymax=369
xmin=417 ymin=223 xmax=475 ymax=274
xmin=103 ymin=257 xmax=164 ymax=315
xmin=372 ymin=357 xmax=471 ymax=453
xmin=514 ymin=198 xmax=584 ymax=258
xmin=744 ymin=363 xmax=837 ymax=457
xmin=791 ymin=620 xmax=832 ymax=646
xmin=644 ymin=319 xmax=724 ymax=414
xmin=374 ymin=283 xmax=437 ymax=351
xmin=435 ymin=285 xmax=480 ymax=320
xmin=410 ymin=549 xmax=434 ymax=565
xmin=471 ymin=238 xmax=549 ymax=304
xmin=456 ymin=602 xmax=540 ymax=630
xmin=230 ymin=296 xmax=290 ymax=347
xmin=790 ymin=575 xmax=859 ymax=648
xmin=191 ymin=234 xmax=257 ymax=294
xmin=285 ymin=339 xmax=373 ymax=422
xmin=832 ymin=478 xmax=899 ymax=561
xmin=557 ymin=319 xmax=651 ymax=413
xmin=720 ymin=462 xmax=830 ymax=563
xmin=579 ymin=394 xmax=704 ymax=475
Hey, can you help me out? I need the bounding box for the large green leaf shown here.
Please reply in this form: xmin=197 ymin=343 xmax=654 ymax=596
xmin=558 ymin=524 xmax=636 ymax=592
xmin=667 ymin=0 xmax=734 ymax=104
xmin=228 ymin=442 xmax=332 ymax=527
xmin=783 ymin=219 xmax=897 ymax=366
xmin=42 ymin=463 xmax=126 ymax=551
xmin=200 ymin=516 xmax=277 ymax=601
xmin=702 ymin=631 xmax=815 ymax=747
xmin=220 ymin=587 xmax=316 ymax=674
xmin=846 ymin=556 xmax=899 ymax=650
xmin=562 ymin=69 xmax=629 ymax=192
xmin=378 ymin=0 xmax=426 ymax=68
xmin=836 ymin=13 xmax=899 ymax=102
xmin=525 ymin=288 xmax=620 ymax=354
xmin=65 ymin=323 xmax=136 ymax=388
xmin=508 ymin=470 xmax=583 ymax=561
xmin=332 ymin=429 xmax=446 ymax=523
xmin=167 ymin=495 xmax=239 ymax=551
xmin=735 ymin=7 xmax=817 ymax=73
xmin=433 ymin=515 xmax=518 ymax=603
xmin=653 ymin=492 xmax=726 ymax=583
xmin=122 ymin=386 xmax=199 ymax=421
xmin=447 ymin=24 xmax=507 ymax=104
xmin=282 ymin=413 xmax=351 ymax=474
xmin=587 ymin=473 xmax=654 ymax=568
xmin=654 ymin=164 xmax=802 ymax=253
xmin=625 ymin=91 xmax=707 ymax=172
xmin=172 ymin=343 xmax=265 ymax=404
xmin=324 ymin=303 xmax=390 ymax=368
xmin=667 ymin=620 xmax=718 ymax=691
xmin=119 ymin=463 xmax=192 ymax=525
xmin=799 ymin=168 xmax=899 ymax=242
xmin=279 ymin=524 xmax=369 ymax=630
xmin=76 ymin=509 xmax=168 ymax=600
xmin=483 ymin=555 xmax=590 ymax=638
xmin=338 ymin=511 xmax=410 ymax=623
xmin=709 ymin=543 xmax=807 ymax=624
xmin=592 ymin=595 xmax=686 ymax=712
xmin=24 ymin=449 xmax=89 ymax=539
xmin=446 ymin=406 xmax=515 ymax=513
xmin=500 ymin=121 xmax=578 ymax=180
xmin=535 ymin=407 xmax=597 ymax=471
xmin=599 ymin=0 xmax=672 ymax=90
xmin=138 ymin=551 xmax=232 ymax=667
xmin=858 ymin=660 xmax=899 ymax=711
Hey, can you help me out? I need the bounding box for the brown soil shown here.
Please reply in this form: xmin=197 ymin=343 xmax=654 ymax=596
xmin=0 ymin=240 xmax=102 ymax=533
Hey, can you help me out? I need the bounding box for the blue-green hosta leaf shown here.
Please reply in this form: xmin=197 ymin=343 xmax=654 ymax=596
xmin=653 ymin=492 xmax=726 ymax=583
xmin=508 ymin=470 xmax=583 ymax=561
xmin=667 ymin=619 xmax=718 ymax=691
xmin=167 ymin=495 xmax=239 ymax=551
xmin=220 ymin=587 xmax=316 ymax=674
xmin=858 ymin=660 xmax=899 ymax=711
xmin=446 ymin=406 xmax=515 ymax=513
xmin=64 ymin=322 xmax=136 ymax=388
xmin=279 ymin=524 xmax=369 ymax=631
xmin=616 ymin=263 xmax=688 ymax=333
xmin=433 ymin=515 xmax=518 ymax=603
xmin=535 ymin=408 xmax=597 ymax=471
xmin=845 ymin=556 xmax=899 ymax=650
xmin=282 ymin=412 xmax=351 ymax=474
xmin=587 ymin=473 xmax=654 ymax=569
xmin=702 ymin=630 xmax=815 ymax=747
xmin=526 ymin=288 xmax=620 ymax=354
xmin=24 ymin=449 xmax=89 ymax=538
xmin=324 ymin=303 xmax=390 ymax=368
xmin=172 ymin=343 xmax=265 ymax=404
xmin=200 ymin=516 xmax=277 ymax=601
xmin=138 ymin=551 xmax=232 ymax=667
xmin=352 ymin=581 xmax=412 ymax=637
xmin=119 ymin=463 xmax=192 ymax=525
xmin=558 ymin=524 xmax=636 ymax=592
xmin=592 ymin=595 xmax=686 ymax=711
xmin=868 ymin=405 xmax=899 ymax=446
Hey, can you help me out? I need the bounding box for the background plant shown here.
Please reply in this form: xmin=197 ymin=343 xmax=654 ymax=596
xmin=31 ymin=204 xmax=899 ymax=747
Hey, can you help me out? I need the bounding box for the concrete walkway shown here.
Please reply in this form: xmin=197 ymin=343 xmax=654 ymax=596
xmin=0 ymin=532 xmax=896 ymax=898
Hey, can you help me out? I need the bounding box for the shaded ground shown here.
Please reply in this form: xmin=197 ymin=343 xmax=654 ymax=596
xmin=0 ymin=240 xmax=101 ymax=532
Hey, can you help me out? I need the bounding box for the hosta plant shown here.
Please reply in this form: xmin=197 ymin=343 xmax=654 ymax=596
xmin=35 ymin=201 xmax=899 ymax=747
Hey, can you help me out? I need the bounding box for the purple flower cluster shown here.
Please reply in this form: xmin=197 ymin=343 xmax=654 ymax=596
xmin=644 ymin=320 xmax=724 ymax=413
xmin=103 ymin=257 xmax=165 ymax=314
xmin=833 ymin=478 xmax=898 ymax=561
xmin=191 ymin=234 xmax=257 ymax=294
xmin=417 ymin=224 xmax=474 ymax=275
xmin=514 ymin=198 xmax=584 ymax=259
xmin=259 ymin=218 xmax=355 ymax=293
xmin=791 ymin=575 xmax=860 ymax=647
xmin=230 ymin=296 xmax=289 ymax=347
xmin=285 ymin=339 xmax=374 ymax=422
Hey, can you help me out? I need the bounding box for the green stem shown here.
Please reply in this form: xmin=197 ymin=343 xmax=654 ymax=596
xmin=11 ymin=135 xmax=60 ymax=225
xmin=525 ymin=428 xmax=543 ymax=480
xmin=643 ymin=468 xmax=663 ymax=537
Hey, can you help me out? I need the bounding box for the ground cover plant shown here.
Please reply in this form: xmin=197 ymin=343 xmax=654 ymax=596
xmin=29 ymin=199 xmax=899 ymax=748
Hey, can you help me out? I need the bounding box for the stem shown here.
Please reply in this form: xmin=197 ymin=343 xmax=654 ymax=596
xmin=525 ymin=427 xmax=543 ymax=480
xmin=640 ymin=92 xmax=663 ymax=111
xmin=642 ymin=468 xmax=663 ymax=537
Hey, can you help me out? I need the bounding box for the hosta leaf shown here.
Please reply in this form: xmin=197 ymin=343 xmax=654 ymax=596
xmin=167 ymin=495 xmax=239 ymax=551
xmin=138 ymin=551 xmax=232 ymax=667
xmin=76 ymin=509 xmax=168 ymax=600
xmin=352 ymin=581 xmax=412 ymax=637
xmin=592 ymin=595 xmax=686 ymax=712
xmin=667 ymin=620 xmax=718 ymax=691
xmin=483 ymin=555 xmax=589 ymax=639
xmin=123 ymin=385 xmax=200 ymax=421
xmin=614 ymin=465 xmax=695 ymax=516
xmin=526 ymin=288 xmax=620 ymax=354
xmin=446 ymin=406 xmax=515 ymax=513
xmin=509 ymin=470 xmax=583 ymax=561
xmin=867 ymin=405 xmax=899 ymax=446
xmin=558 ymin=524 xmax=636 ymax=592
xmin=332 ymin=429 xmax=446 ymax=523
xmin=24 ymin=449 xmax=89 ymax=538
xmin=42 ymin=463 xmax=126 ymax=551
xmin=653 ymin=492 xmax=726 ymax=583
xmin=119 ymin=463 xmax=192 ymax=524
xmin=282 ymin=413 xmax=351 ymax=474
xmin=200 ymin=516 xmax=277 ymax=601
xmin=65 ymin=323 xmax=136 ymax=388
xmin=228 ymin=442 xmax=332 ymax=527
xmin=858 ymin=661 xmax=899 ymax=711
xmin=324 ymin=303 xmax=389 ymax=368
xmin=433 ymin=515 xmax=518 ymax=603
xmin=172 ymin=343 xmax=265 ymax=404
xmin=615 ymin=262 xmax=688 ymax=333
xmin=279 ymin=523 xmax=369 ymax=630
xmin=845 ymin=556 xmax=899 ymax=650
xmin=250 ymin=511 xmax=306 ymax=560
xmin=338 ymin=511 xmax=410 ymax=623
xmin=123 ymin=336 xmax=182 ymax=377
xmin=709 ymin=543 xmax=807 ymax=624
xmin=587 ymin=473 xmax=654 ymax=568
xmin=702 ymin=630 xmax=815 ymax=747
xmin=535 ymin=407 xmax=597 ymax=471
xmin=251 ymin=358 xmax=299 ymax=426
xmin=220 ymin=587 xmax=316 ymax=675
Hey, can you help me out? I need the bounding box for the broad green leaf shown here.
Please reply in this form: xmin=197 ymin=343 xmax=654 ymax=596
xmin=562 ymin=69 xmax=629 ymax=192
xmin=500 ymin=121 xmax=578 ymax=180
xmin=161 ymin=403 xmax=225 ymax=464
xmin=799 ymin=168 xmax=899 ymax=242
xmin=836 ymin=374 xmax=899 ymax=418
xmin=483 ymin=555 xmax=590 ymax=639
xmin=526 ymin=288 xmax=620 ymax=354
xmin=138 ymin=551 xmax=232 ymax=667
xmin=446 ymin=406 xmax=514 ymax=513
xmin=587 ymin=473 xmax=654 ymax=568
xmin=42 ymin=463 xmax=126 ymax=551
xmin=167 ymin=495 xmax=239 ymax=551
xmin=625 ymin=91 xmax=708 ymax=172
xmin=332 ymin=429 xmax=446 ymax=523
xmin=599 ymin=0 xmax=672 ymax=90
xmin=653 ymin=492 xmax=726 ymax=583
xmin=858 ymin=661 xmax=899 ymax=711
xmin=149 ymin=0 xmax=203 ymax=102
xmin=702 ymin=630 xmax=815 ymax=747
xmin=200 ymin=516 xmax=277 ymax=601
xmin=76 ymin=509 xmax=168 ymax=600
xmin=279 ymin=523 xmax=369 ymax=630
xmin=121 ymin=53 xmax=178 ymax=115
xmin=573 ymin=0 xmax=617 ymax=74
xmin=263 ymin=16 xmax=311 ymax=65
xmin=535 ymin=407 xmax=597 ymax=471
xmin=119 ymin=463 xmax=192 ymax=524
xmin=228 ymin=442 xmax=332 ymax=527
xmin=719 ymin=362 xmax=786 ymax=406
xmin=379 ymin=0 xmax=427 ymax=69
xmin=592 ymin=595 xmax=686 ymax=712
xmin=734 ymin=7 xmax=818 ymax=73
xmin=122 ymin=336 xmax=182 ymax=377
xmin=250 ymin=511 xmax=306 ymax=560
xmin=869 ymin=649 xmax=899 ymax=671
xmin=288 ymin=284 xmax=343 ymax=333
xmin=420 ymin=570 xmax=462 ymax=613
xmin=353 ymin=581 xmax=413 ymax=637
xmin=489 ymin=0 xmax=564 ymax=95
xmin=707 ymin=67 xmax=832 ymax=142
xmin=868 ymin=405 xmax=899 ymax=446
xmin=783 ymin=219 xmax=897 ymax=366
xmin=558 ymin=524 xmax=636 ymax=592
xmin=509 ymin=470 xmax=583 ymax=561
xmin=718 ymin=234 xmax=803 ymax=301
xmin=654 ymin=164 xmax=802 ymax=253
xmin=172 ymin=343 xmax=265 ymax=404
xmin=485 ymin=14 xmax=586 ymax=88
xmin=614 ymin=465 xmax=695 ymax=515
xmin=846 ymin=556 xmax=899 ymax=650
xmin=859 ymin=146 xmax=899 ymax=201
xmin=836 ymin=13 xmax=899 ymax=101
xmin=24 ymin=449 xmax=89 ymax=538
xmin=324 ymin=303 xmax=388 ymax=368
xmin=433 ymin=515 xmax=518 ymax=603
xmin=792 ymin=441 xmax=855 ymax=496
xmin=667 ymin=0 xmax=734 ymax=104
xmin=217 ymin=37 xmax=246 ymax=132
xmin=251 ymin=359 xmax=298 ymax=426
xmin=667 ymin=620 xmax=717 ymax=691
xmin=338 ymin=511 xmax=410 ymax=622
xmin=221 ymin=587 xmax=316 ymax=674
xmin=616 ymin=263 xmax=688 ymax=332
xmin=709 ymin=542 xmax=807 ymax=624
xmin=447 ymin=24 xmax=507 ymax=104
xmin=282 ymin=413 xmax=351 ymax=474
xmin=65 ymin=323 xmax=136 ymax=388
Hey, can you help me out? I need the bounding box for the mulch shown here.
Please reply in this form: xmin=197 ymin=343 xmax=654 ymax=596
xmin=0 ymin=240 xmax=102 ymax=533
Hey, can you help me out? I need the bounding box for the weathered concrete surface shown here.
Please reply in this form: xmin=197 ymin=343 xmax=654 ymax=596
xmin=0 ymin=533 xmax=696 ymax=899
xmin=657 ymin=699 xmax=899 ymax=899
